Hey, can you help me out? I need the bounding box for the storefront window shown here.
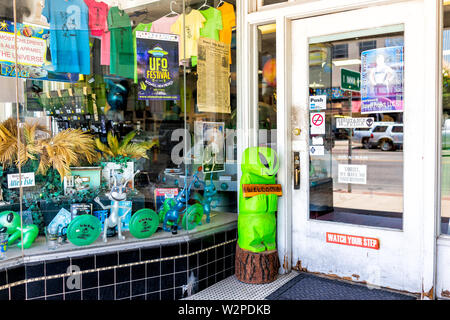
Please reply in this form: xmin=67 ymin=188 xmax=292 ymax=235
xmin=308 ymin=29 xmax=404 ymax=229
xmin=0 ymin=0 xmax=238 ymax=260
xmin=441 ymin=3 xmax=450 ymax=235
xmin=257 ymin=23 xmax=276 ymax=149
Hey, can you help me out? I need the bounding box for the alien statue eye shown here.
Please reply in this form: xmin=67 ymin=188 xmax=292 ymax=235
xmin=259 ymin=152 xmax=270 ymax=169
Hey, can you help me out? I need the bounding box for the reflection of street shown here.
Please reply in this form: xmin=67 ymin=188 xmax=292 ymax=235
xmin=330 ymin=140 xmax=403 ymax=213
xmin=441 ymin=150 xmax=450 ymax=218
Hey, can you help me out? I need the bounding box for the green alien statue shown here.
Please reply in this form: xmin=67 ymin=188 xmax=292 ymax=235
xmin=0 ymin=211 xmax=39 ymax=249
xmin=238 ymin=147 xmax=280 ymax=253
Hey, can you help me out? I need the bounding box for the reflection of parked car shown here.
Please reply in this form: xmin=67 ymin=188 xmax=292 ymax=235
xmin=352 ymin=127 xmax=372 ymax=149
xmin=367 ymin=123 xmax=403 ymax=151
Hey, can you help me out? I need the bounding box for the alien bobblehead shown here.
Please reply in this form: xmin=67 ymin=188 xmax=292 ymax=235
xmin=235 ymin=147 xmax=282 ymax=284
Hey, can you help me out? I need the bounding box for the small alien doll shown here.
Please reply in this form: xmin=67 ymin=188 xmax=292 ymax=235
xmin=0 ymin=211 xmax=39 ymax=249
xmin=238 ymin=147 xmax=280 ymax=253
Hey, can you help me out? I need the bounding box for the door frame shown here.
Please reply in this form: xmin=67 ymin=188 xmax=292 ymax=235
xmin=241 ymin=0 xmax=439 ymax=295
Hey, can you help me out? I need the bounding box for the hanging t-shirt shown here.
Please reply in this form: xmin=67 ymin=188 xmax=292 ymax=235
xmin=199 ymin=7 xmax=223 ymax=42
xmin=150 ymin=15 xmax=179 ymax=34
xmin=218 ymin=2 xmax=236 ymax=64
xmin=101 ymin=23 xmax=110 ymax=66
xmin=42 ymin=0 xmax=91 ymax=75
xmin=84 ymin=0 xmax=108 ymax=37
xmin=132 ymin=23 xmax=152 ymax=83
xmin=108 ymin=6 xmax=134 ymax=79
xmin=170 ymin=10 xmax=206 ymax=66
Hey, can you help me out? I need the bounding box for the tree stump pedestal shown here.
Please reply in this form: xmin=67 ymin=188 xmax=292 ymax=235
xmin=235 ymin=244 xmax=280 ymax=284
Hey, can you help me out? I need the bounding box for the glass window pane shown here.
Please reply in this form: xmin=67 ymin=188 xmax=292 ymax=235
xmin=0 ymin=0 xmax=239 ymax=259
xmin=441 ymin=4 xmax=450 ymax=235
xmin=309 ymin=30 xmax=404 ymax=229
xmin=257 ymin=23 xmax=277 ymax=149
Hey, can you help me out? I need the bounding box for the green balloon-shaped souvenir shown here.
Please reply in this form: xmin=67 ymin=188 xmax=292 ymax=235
xmin=0 ymin=211 xmax=39 ymax=249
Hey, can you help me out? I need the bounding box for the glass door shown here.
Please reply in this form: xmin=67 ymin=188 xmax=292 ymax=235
xmin=290 ymin=2 xmax=428 ymax=293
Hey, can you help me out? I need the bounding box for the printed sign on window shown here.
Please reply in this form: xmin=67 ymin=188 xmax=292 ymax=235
xmin=310 ymin=112 xmax=325 ymax=135
xmin=338 ymin=164 xmax=367 ymax=184
xmin=136 ymin=32 xmax=180 ymax=100
xmin=361 ymin=46 xmax=404 ymax=114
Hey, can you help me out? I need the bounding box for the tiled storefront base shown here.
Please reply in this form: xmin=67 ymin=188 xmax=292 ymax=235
xmin=0 ymin=228 xmax=237 ymax=300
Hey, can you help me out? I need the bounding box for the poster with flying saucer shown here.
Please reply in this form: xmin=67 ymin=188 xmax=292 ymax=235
xmin=136 ymin=31 xmax=180 ymax=100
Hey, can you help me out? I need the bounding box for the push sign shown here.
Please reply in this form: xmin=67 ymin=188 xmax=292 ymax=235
xmin=309 ymin=95 xmax=327 ymax=110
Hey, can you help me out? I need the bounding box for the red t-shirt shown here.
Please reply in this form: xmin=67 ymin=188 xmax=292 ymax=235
xmin=84 ymin=0 xmax=109 ymax=37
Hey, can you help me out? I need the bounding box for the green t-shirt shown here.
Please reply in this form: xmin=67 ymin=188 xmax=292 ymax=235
xmin=108 ymin=7 xmax=134 ymax=79
xmin=199 ymin=7 xmax=223 ymax=41
xmin=133 ymin=23 xmax=152 ymax=83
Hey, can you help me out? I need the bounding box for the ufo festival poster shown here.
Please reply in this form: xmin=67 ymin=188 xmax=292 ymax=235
xmin=136 ymin=32 xmax=180 ymax=101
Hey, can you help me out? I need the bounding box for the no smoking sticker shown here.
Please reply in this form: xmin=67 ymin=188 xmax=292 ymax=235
xmin=310 ymin=112 xmax=325 ymax=135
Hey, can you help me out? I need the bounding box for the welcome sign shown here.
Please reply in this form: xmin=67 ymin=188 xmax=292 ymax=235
xmin=136 ymin=32 xmax=180 ymax=100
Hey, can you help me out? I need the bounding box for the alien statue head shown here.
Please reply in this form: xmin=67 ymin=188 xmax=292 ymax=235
xmin=241 ymin=146 xmax=280 ymax=177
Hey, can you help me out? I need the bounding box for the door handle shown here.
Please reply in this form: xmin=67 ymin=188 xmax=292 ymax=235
xmin=294 ymin=152 xmax=300 ymax=190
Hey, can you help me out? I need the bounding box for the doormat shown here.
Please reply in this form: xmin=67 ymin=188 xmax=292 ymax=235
xmin=265 ymin=273 xmax=416 ymax=300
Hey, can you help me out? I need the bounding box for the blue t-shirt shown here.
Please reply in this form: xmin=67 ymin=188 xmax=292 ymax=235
xmin=42 ymin=0 xmax=91 ymax=75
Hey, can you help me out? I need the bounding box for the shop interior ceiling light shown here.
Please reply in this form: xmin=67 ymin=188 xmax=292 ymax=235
xmin=332 ymin=59 xmax=362 ymax=67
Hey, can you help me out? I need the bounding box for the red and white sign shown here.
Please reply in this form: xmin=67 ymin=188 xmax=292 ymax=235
xmin=326 ymin=232 xmax=380 ymax=250
xmin=310 ymin=112 xmax=325 ymax=135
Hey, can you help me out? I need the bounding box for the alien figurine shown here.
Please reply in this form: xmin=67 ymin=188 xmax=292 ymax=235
xmin=238 ymin=147 xmax=280 ymax=253
xmin=94 ymin=170 xmax=140 ymax=242
xmin=0 ymin=211 xmax=39 ymax=249
xmin=193 ymin=173 xmax=217 ymax=224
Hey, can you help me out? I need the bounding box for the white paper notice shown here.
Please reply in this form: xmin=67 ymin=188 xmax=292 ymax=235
xmin=312 ymin=136 xmax=324 ymax=145
xmin=338 ymin=164 xmax=367 ymax=184
xmin=310 ymin=112 xmax=325 ymax=135
xmin=310 ymin=145 xmax=324 ymax=156
xmin=309 ymin=95 xmax=327 ymax=110
xmin=336 ymin=117 xmax=374 ymax=129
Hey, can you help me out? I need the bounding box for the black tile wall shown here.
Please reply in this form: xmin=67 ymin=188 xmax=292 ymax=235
xmin=65 ymin=290 xmax=81 ymax=300
xmin=0 ymin=270 xmax=6 ymax=287
xmin=99 ymin=285 xmax=114 ymax=300
xmin=131 ymin=279 xmax=145 ymax=296
xmin=116 ymin=266 xmax=131 ymax=283
xmin=146 ymin=292 xmax=160 ymax=300
xmin=131 ymin=264 xmax=145 ymax=280
xmin=8 ymin=266 xmax=25 ymax=283
xmin=161 ymin=259 xmax=174 ymax=275
xmin=26 ymin=263 xmax=44 ymax=279
xmin=175 ymin=257 xmax=187 ymax=272
xmin=96 ymin=252 xmax=118 ymax=268
xmin=99 ymin=269 xmax=115 ymax=286
xmin=146 ymin=276 xmax=160 ymax=293
xmin=82 ymin=288 xmax=99 ymax=300
xmin=46 ymin=259 xmax=69 ymax=276
xmin=71 ymin=256 xmax=95 ymax=271
xmin=82 ymin=271 xmax=98 ymax=290
xmin=0 ymin=289 xmax=8 ymax=300
xmin=2 ymin=228 xmax=237 ymax=301
xmin=147 ymin=261 xmax=160 ymax=278
xmin=141 ymin=245 xmax=161 ymax=261
xmin=46 ymin=278 xmax=63 ymax=296
xmin=119 ymin=249 xmax=140 ymax=264
xmin=10 ymin=284 xmax=25 ymax=300
xmin=26 ymin=280 xmax=45 ymax=299
xmin=116 ymin=282 xmax=130 ymax=299
xmin=46 ymin=294 xmax=63 ymax=300
xmin=162 ymin=243 xmax=180 ymax=258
